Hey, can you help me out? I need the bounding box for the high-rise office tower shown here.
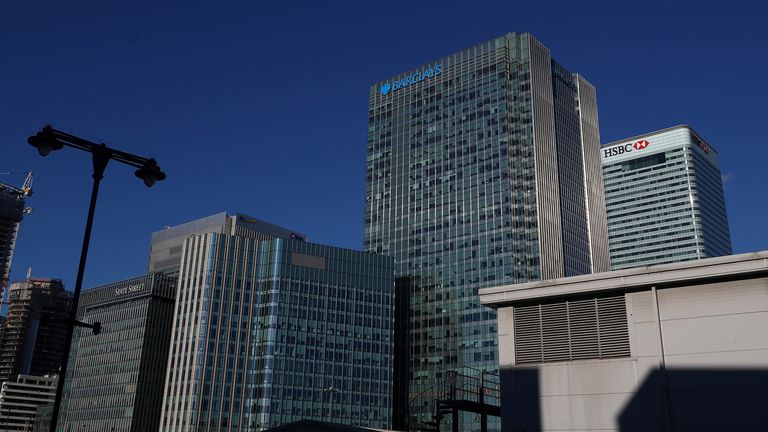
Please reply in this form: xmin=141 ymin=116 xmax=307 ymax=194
xmin=0 ymin=278 xmax=71 ymax=382
xmin=0 ymin=174 xmax=32 ymax=295
xmin=158 ymin=215 xmax=394 ymax=431
xmin=57 ymin=273 xmax=176 ymax=431
xmin=365 ymin=33 xmax=610 ymax=429
xmin=602 ymin=125 xmax=732 ymax=270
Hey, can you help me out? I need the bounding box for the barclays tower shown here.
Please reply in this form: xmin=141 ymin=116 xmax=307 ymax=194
xmin=364 ymin=33 xmax=611 ymax=430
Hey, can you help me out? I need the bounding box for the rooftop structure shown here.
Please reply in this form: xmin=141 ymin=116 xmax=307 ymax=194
xmin=480 ymin=251 xmax=768 ymax=431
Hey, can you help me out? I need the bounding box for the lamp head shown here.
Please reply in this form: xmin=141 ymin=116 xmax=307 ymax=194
xmin=27 ymin=127 xmax=63 ymax=156
xmin=135 ymin=159 xmax=166 ymax=187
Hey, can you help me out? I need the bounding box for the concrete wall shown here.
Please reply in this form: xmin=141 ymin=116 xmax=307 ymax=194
xmin=497 ymin=276 xmax=768 ymax=431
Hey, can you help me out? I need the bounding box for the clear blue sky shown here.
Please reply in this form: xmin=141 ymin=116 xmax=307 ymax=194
xmin=2 ymin=1 xmax=767 ymax=290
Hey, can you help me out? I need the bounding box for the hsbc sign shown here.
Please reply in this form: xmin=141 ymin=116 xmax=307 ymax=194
xmin=691 ymin=134 xmax=714 ymax=155
xmin=604 ymin=139 xmax=651 ymax=158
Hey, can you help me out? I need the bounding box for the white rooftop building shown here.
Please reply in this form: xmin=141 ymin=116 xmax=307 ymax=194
xmin=480 ymin=251 xmax=768 ymax=431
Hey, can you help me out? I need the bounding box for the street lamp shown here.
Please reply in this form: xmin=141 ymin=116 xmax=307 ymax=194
xmin=324 ymin=386 xmax=340 ymax=422
xmin=27 ymin=125 xmax=166 ymax=432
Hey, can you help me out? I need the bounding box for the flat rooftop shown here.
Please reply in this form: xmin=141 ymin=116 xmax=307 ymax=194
xmin=602 ymin=124 xmax=716 ymax=153
xmin=480 ymin=251 xmax=768 ymax=307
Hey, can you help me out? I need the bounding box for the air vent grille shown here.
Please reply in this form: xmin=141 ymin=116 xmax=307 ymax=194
xmin=514 ymin=295 xmax=629 ymax=364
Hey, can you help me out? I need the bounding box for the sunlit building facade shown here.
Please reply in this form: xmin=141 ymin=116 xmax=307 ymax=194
xmin=602 ymin=125 xmax=732 ymax=269
xmin=159 ymin=225 xmax=394 ymax=431
xmin=365 ymin=33 xmax=610 ymax=429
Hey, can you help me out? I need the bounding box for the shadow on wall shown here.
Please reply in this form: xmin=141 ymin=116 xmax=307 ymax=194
xmin=619 ymin=368 xmax=768 ymax=431
xmin=501 ymin=367 xmax=768 ymax=431
xmin=499 ymin=368 xmax=540 ymax=432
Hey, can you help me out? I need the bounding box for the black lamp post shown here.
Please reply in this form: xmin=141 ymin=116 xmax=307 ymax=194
xmin=27 ymin=125 xmax=166 ymax=432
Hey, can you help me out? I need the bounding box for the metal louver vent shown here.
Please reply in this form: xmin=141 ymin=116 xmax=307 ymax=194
xmin=514 ymin=295 xmax=629 ymax=364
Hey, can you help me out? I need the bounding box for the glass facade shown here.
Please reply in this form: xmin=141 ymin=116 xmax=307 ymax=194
xmin=160 ymin=234 xmax=394 ymax=431
xmin=602 ymin=125 xmax=732 ymax=269
xmin=365 ymin=33 xmax=610 ymax=430
xmin=57 ymin=273 xmax=176 ymax=432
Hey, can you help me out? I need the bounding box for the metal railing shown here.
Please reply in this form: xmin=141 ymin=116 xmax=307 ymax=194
xmin=409 ymin=366 xmax=501 ymax=432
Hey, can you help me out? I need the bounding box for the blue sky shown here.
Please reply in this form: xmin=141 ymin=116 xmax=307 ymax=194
xmin=2 ymin=1 xmax=767 ymax=289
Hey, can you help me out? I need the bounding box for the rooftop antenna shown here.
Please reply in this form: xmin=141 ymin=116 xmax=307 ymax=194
xmin=26 ymin=267 xmax=32 ymax=281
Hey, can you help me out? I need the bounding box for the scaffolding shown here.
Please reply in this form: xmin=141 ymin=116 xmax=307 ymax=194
xmin=0 ymin=173 xmax=33 ymax=297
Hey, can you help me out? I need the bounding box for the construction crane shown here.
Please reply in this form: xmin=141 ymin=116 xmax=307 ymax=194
xmin=0 ymin=172 xmax=33 ymax=198
xmin=0 ymin=172 xmax=34 ymax=295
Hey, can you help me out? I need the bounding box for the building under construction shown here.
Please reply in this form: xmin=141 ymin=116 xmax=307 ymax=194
xmin=0 ymin=173 xmax=32 ymax=297
xmin=0 ymin=278 xmax=71 ymax=383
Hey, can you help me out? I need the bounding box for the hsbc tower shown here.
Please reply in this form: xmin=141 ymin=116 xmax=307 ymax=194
xmin=602 ymin=125 xmax=732 ymax=270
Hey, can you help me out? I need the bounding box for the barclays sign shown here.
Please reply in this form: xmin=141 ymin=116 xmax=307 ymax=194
xmin=380 ymin=64 xmax=442 ymax=96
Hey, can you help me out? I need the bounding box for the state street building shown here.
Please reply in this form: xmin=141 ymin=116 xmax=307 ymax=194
xmin=365 ymin=33 xmax=610 ymax=429
xmin=57 ymin=273 xmax=176 ymax=431
xmin=602 ymin=125 xmax=732 ymax=270
xmin=158 ymin=215 xmax=394 ymax=431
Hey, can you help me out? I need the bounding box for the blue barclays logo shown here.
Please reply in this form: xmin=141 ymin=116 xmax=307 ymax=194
xmin=380 ymin=64 xmax=442 ymax=96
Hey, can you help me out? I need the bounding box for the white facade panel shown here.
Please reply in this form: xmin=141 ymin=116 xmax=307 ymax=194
xmin=663 ymin=349 xmax=768 ymax=367
xmin=631 ymin=321 xmax=663 ymax=358
xmin=661 ymin=312 xmax=768 ymax=355
xmin=658 ymin=278 xmax=768 ymax=318
xmin=628 ymin=291 xmax=654 ymax=323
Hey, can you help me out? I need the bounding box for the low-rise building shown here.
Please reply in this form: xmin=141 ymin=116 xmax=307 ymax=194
xmin=480 ymin=251 xmax=768 ymax=431
xmin=0 ymin=374 xmax=57 ymax=431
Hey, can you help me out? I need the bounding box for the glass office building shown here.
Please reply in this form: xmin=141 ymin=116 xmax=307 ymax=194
xmin=602 ymin=125 xmax=732 ymax=269
xmin=160 ymin=228 xmax=394 ymax=431
xmin=57 ymin=273 xmax=176 ymax=432
xmin=365 ymin=33 xmax=610 ymax=429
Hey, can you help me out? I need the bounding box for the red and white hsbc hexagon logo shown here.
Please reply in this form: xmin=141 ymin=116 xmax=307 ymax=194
xmin=604 ymin=139 xmax=651 ymax=158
